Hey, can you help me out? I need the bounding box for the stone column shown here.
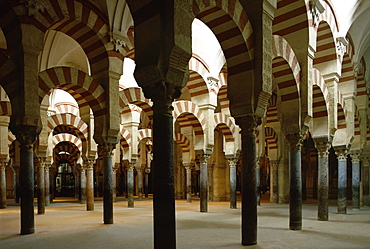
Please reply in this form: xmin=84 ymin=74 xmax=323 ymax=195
xmin=336 ymin=149 xmax=348 ymax=214
xmin=0 ymin=162 xmax=6 ymax=209
xmin=270 ymin=160 xmax=278 ymax=204
xmin=208 ymin=163 xmax=213 ymax=202
xmin=350 ymin=152 xmax=360 ymax=209
xmin=16 ymin=128 xmax=39 ymax=235
xmin=198 ymin=154 xmax=210 ymax=212
xmin=228 ymin=158 xmax=238 ymax=209
xmin=256 ymin=159 xmax=261 ymax=206
xmin=361 ymin=157 xmax=370 ymax=206
xmin=185 ymin=165 xmax=192 ymax=203
xmin=11 ymin=166 xmax=20 ymax=203
xmin=145 ymin=168 xmax=150 ymax=198
xmin=36 ymin=157 xmax=46 ymax=214
xmin=99 ymin=143 xmax=115 ymax=224
xmin=138 ymin=168 xmax=143 ymax=200
xmin=44 ymin=164 xmax=51 ymax=206
xmin=113 ymin=163 xmax=120 ymax=202
xmin=286 ymin=133 xmax=303 ymax=230
xmin=127 ymin=164 xmax=135 ymax=207
xmin=313 ymin=137 xmax=331 ymax=221
xmin=86 ymin=160 xmax=94 ymax=211
xmin=235 ymin=116 xmax=260 ymax=245
xmin=80 ymin=166 xmax=86 ymax=204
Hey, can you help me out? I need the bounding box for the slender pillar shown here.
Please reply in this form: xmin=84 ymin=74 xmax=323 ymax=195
xmin=336 ymin=149 xmax=348 ymax=214
xmin=86 ymin=160 xmax=94 ymax=211
xmin=36 ymin=158 xmax=45 ymax=214
xmin=235 ymin=116 xmax=260 ymax=245
xmin=0 ymin=162 xmax=7 ymax=209
xmin=16 ymin=128 xmax=39 ymax=235
xmin=113 ymin=163 xmax=120 ymax=202
xmin=185 ymin=165 xmax=192 ymax=203
xmin=198 ymin=154 xmax=210 ymax=212
xmin=138 ymin=169 xmax=143 ymax=200
xmin=286 ymin=133 xmax=303 ymax=230
xmin=145 ymin=168 xmax=150 ymax=198
xmin=228 ymin=158 xmax=237 ymax=209
xmin=208 ymin=164 xmax=213 ymax=202
xmin=99 ymin=143 xmax=115 ymax=224
xmin=314 ymin=138 xmax=331 ymax=221
xmin=256 ymin=161 xmax=261 ymax=206
xmin=11 ymin=166 xmax=20 ymax=203
xmin=361 ymin=157 xmax=370 ymax=206
xmin=80 ymin=167 xmax=86 ymax=204
xmin=270 ymin=160 xmax=278 ymax=203
xmin=350 ymin=152 xmax=360 ymax=209
xmin=127 ymin=164 xmax=135 ymax=207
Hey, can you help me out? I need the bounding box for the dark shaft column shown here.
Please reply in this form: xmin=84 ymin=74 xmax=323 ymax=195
xmin=314 ymin=138 xmax=330 ymax=221
xmin=256 ymin=162 xmax=261 ymax=206
xmin=145 ymin=169 xmax=150 ymax=198
xmin=286 ymin=134 xmax=303 ymax=230
xmin=362 ymin=158 xmax=370 ymax=206
xmin=228 ymin=158 xmax=237 ymax=209
xmin=336 ymin=150 xmax=347 ymax=214
xmin=44 ymin=165 xmax=50 ymax=206
xmin=350 ymin=153 xmax=360 ymax=209
xmin=138 ymin=169 xmax=143 ymax=200
xmin=270 ymin=161 xmax=278 ymax=203
xmin=237 ymin=116 xmax=259 ymax=246
xmin=127 ymin=164 xmax=134 ymax=207
xmin=152 ymin=98 xmax=176 ymax=249
xmin=11 ymin=166 xmax=20 ymax=203
xmin=0 ymin=163 xmax=6 ymax=209
xmin=100 ymin=144 xmax=115 ymax=224
xmin=185 ymin=166 xmax=192 ymax=203
xmin=199 ymin=154 xmax=210 ymax=212
xmin=36 ymin=158 xmax=45 ymax=215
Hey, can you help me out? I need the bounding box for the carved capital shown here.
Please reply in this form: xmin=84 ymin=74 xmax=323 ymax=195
xmin=197 ymin=154 xmax=210 ymax=164
xmin=98 ymin=143 xmax=116 ymax=157
xmin=285 ymin=133 xmax=304 ymax=151
xmin=0 ymin=162 xmax=7 ymax=171
xmin=14 ymin=125 xmax=41 ymax=149
xmin=84 ymin=160 xmax=95 ymax=170
xmin=349 ymin=152 xmax=360 ymax=164
xmin=310 ymin=0 xmax=325 ymax=26
xmin=227 ymin=158 xmax=238 ymax=168
xmin=335 ymin=149 xmax=348 ymax=161
xmin=35 ymin=157 xmax=46 ymax=168
xmin=145 ymin=81 xmax=179 ymax=115
xmin=313 ymin=137 xmax=331 ymax=157
xmin=360 ymin=157 xmax=370 ymax=167
xmin=21 ymin=0 xmax=45 ymax=17
xmin=235 ymin=115 xmax=261 ymax=138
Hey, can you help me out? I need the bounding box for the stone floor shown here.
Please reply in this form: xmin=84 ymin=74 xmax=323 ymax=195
xmin=1 ymin=196 xmax=369 ymax=249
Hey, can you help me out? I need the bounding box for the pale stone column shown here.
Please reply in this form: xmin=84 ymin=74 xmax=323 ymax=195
xmin=185 ymin=165 xmax=192 ymax=203
xmin=36 ymin=157 xmax=46 ymax=214
xmin=335 ymin=149 xmax=348 ymax=214
xmin=270 ymin=160 xmax=278 ymax=204
xmin=144 ymin=168 xmax=150 ymax=198
xmin=285 ymin=133 xmax=303 ymax=230
xmin=0 ymin=162 xmax=6 ymax=209
xmin=198 ymin=154 xmax=210 ymax=212
xmin=11 ymin=166 xmax=20 ymax=203
xmin=314 ymin=137 xmax=331 ymax=221
xmin=127 ymin=164 xmax=135 ymax=207
xmin=80 ymin=166 xmax=86 ymax=204
xmin=350 ymin=152 xmax=360 ymax=209
xmin=361 ymin=157 xmax=370 ymax=206
xmin=227 ymin=157 xmax=238 ymax=209
xmin=113 ymin=163 xmax=120 ymax=202
xmin=85 ymin=160 xmax=94 ymax=211
xmin=208 ymin=163 xmax=214 ymax=202
xmin=138 ymin=168 xmax=143 ymax=200
xmin=44 ymin=164 xmax=51 ymax=205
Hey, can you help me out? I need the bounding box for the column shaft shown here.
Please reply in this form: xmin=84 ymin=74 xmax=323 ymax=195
xmin=101 ymin=145 xmax=114 ymax=224
xmin=145 ymin=170 xmax=149 ymax=198
xmin=228 ymin=158 xmax=237 ymax=209
xmin=127 ymin=166 xmax=134 ymax=207
xmin=80 ymin=169 xmax=86 ymax=204
xmin=0 ymin=164 xmax=6 ymax=208
xmin=36 ymin=159 xmax=45 ymax=215
xmin=350 ymin=153 xmax=360 ymax=209
xmin=317 ymin=155 xmax=329 ymax=220
xmin=270 ymin=162 xmax=278 ymax=203
xmin=362 ymin=159 xmax=370 ymax=206
xmin=336 ymin=150 xmax=348 ymax=214
xmin=86 ymin=165 xmax=94 ymax=211
xmin=44 ymin=166 xmax=50 ymax=206
xmin=199 ymin=155 xmax=209 ymax=212
xmin=138 ymin=170 xmax=143 ymax=200
xmin=186 ymin=167 xmax=192 ymax=203
xmin=256 ymin=164 xmax=261 ymax=206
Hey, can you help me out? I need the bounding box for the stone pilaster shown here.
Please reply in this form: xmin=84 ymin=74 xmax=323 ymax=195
xmin=235 ymin=115 xmax=260 ymax=245
xmin=285 ymin=133 xmax=304 ymax=230
xmin=227 ymin=157 xmax=238 ymax=209
xmin=197 ymin=154 xmax=210 ymax=212
xmin=0 ymin=162 xmax=7 ymax=209
xmin=335 ymin=149 xmax=348 ymax=214
xmin=270 ymin=160 xmax=278 ymax=204
xmin=185 ymin=165 xmax=192 ymax=203
xmin=127 ymin=163 xmax=135 ymax=207
xmin=361 ymin=157 xmax=370 ymax=206
xmin=313 ymin=137 xmax=331 ymax=221
xmin=35 ymin=157 xmax=46 ymax=214
xmin=85 ymin=160 xmax=95 ymax=211
xmin=350 ymin=152 xmax=360 ymax=209
xmin=99 ymin=143 xmax=116 ymax=224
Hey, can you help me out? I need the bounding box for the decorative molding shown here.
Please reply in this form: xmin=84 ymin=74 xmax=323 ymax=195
xmin=336 ymin=37 xmax=348 ymax=56
xmin=21 ymin=0 xmax=45 ymax=17
xmin=310 ymin=0 xmax=325 ymax=26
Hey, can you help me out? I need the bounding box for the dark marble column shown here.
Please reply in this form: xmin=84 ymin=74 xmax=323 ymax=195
xmin=256 ymin=161 xmax=261 ymax=206
xmin=335 ymin=149 xmax=348 ymax=214
xmin=144 ymin=168 xmax=150 ymax=198
xmin=313 ymin=138 xmax=331 ymax=221
xmin=113 ymin=163 xmax=120 ymax=202
xmin=36 ymin=157 xmax=45 ymax=214
xmin=270 ymin=160 xmax=278 ymax=204
xmin=99 ymin=143 xmax=115 ymax=224
xmin=235 ymin=116 xmax=260 ymax=246
xmin=350 ymin=153 xmax=360 ymax=209
xmin=0 ymin=162 xmax=7 ymax=209
xmin=198 ymin=154 xmax=210 ymax=212
xmin=127 ymin=164 xmax=135 ymax=207
xmin=361 ymin=158 xmax=370 ymax=206
xmin=185 ymin=165 xmax=192 ymax=203
xmin=138 ymin=169 xmax=143 ymax=200
xmin=207 ymin=163 xmax=214 ymax=202
xmin=86 ymin=160 xmax=95 ymax=211
xmin=286 ymin=133 xmax=303 ymax=230
xmin=227 ymin=158 xmax=238 ymax=209
xmin=11 ymin=166 xmax=20 ymax=203
xmin=80 ymin=167 xmax=86 ymax=204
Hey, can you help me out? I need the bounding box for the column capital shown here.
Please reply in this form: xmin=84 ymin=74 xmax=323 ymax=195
xmin=270 ymin=160 xmax=279 ymax=170
xmin=285 ymin=133 xmax=304 ymax=151
xmin=335 ymin=149 xmax=348 ymax=161
xmin=227 ymin=158 xmax=238 ymax=168
xmin=313 ymin=136 xmax=331 ymax=157
xmin=235 ymin=115 xmax=261 ymax=137
xmin=35 ymin=157 xmax=46 ymax=167
xmin=144 ymin=81 xmax=178 ymax=115
xmin=360 ymin=157 xmax=370 ymax=166
xmin=0 ymin=162 xmax=7 ymax=170
xmin=12 ymin=125 xmax=41 ymax=148
xmin=196 ymin=153 xmax=210 ymax=164
xmin=349 ymin=152 xmax=361 ymax=163
xmin=84 ymin=160 xmax=95 ymax=170
xmin=98 ymin=143 xmax=116 ymax=157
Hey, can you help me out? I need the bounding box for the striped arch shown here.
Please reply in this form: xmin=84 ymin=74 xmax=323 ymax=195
xmin=174 ymin=133 xmax=191 ymax=153
xmin=192 ymin=0 xmax=255 ymax=113
xmin=120 ymin=126 xmax=131 ymax=150
xmin=54 ymin=141 xmax=80 ymax=163
xmin=354 ymin=111 xmax=360 ymax=137
xmin=27 ymin=0 xmax=118 ymax=76
xmin=337 ymin=101 xmax=346 ymax=130
xmin=217 ymin=85 xmax=228 ymax=111
xmin=39 ymin=67 xmax=106 ymax=118
xmin=54 ymin=102 xmax=79 ymax=116
xmin=53 ymin=133 xmax=82 ymax=152
xmin=187 ymin=56 xmax=212 ymax=101
xmin=0 ymin=1 xmax=22 ymax=57
xmin=266 ymin=93 xmax=278 ymax=125
xmin=120 ymin=87 xmax=153 ymax=120
xmin=137 ymin=129 xmax=152 ymax=143
xmin=339 ymin=54 xmax=355 ymax=85
xmin=312 ymin=68 xmax=330 ymax=136
xmin=265 ymin=127 xmax=278 ymax=151
xmin=0 ymin=101 xmax=11 ymax=116
xmin=214 ymin=113 xmax=236 ymax=143
xmin=356 ymin=73 xmax=366 ymax=96
xmin=48 ymin=113 xmax=88 ymax=144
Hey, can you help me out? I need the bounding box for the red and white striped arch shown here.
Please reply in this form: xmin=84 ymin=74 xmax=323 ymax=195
xmin=214 ymin=113 xmax=236 ymax=143
xmin=265 ymin=127 xmax=278 ymax=151
xmin=339 ymin=54 xmax=355 ymax=85
xmin=356 ymin=73 xmax=366 ymax=97
xmin=54 ymin=141 xmax=80 ymax=162
xmin=337 ymin=93 xmax=346 ymax=130
xmin=354 ymin=110 xmax=360 ymax=137
xmin=120 ymin=87 xmax=153 ymax=120
xmin=137 ymin=129 xmax=152 ymax=144
xmin=54 ymin=102 xmax=79 ymax=116
xmin=217 ymin=85 xmax=229 ymax=111
xmin=266 ymin=93 xmax=278 ymax=125
xmin=173 ymin=101 xmax=206 ymax=135
xmin=174 ymin=133 xmax=191 ymax=153
xmin=48 ymin=113 xmax=88 ymax=144
xmin=312 ymin=68 xmax=329 ymax=120
xmin=39 ymin=67 xmax=106 ymax=118
xmin=53 ymin=133 xmax=82 ymax=152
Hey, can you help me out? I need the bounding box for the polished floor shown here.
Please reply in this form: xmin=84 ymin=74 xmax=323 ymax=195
xmin=1 ymin=196 xmax=369 ymax=249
